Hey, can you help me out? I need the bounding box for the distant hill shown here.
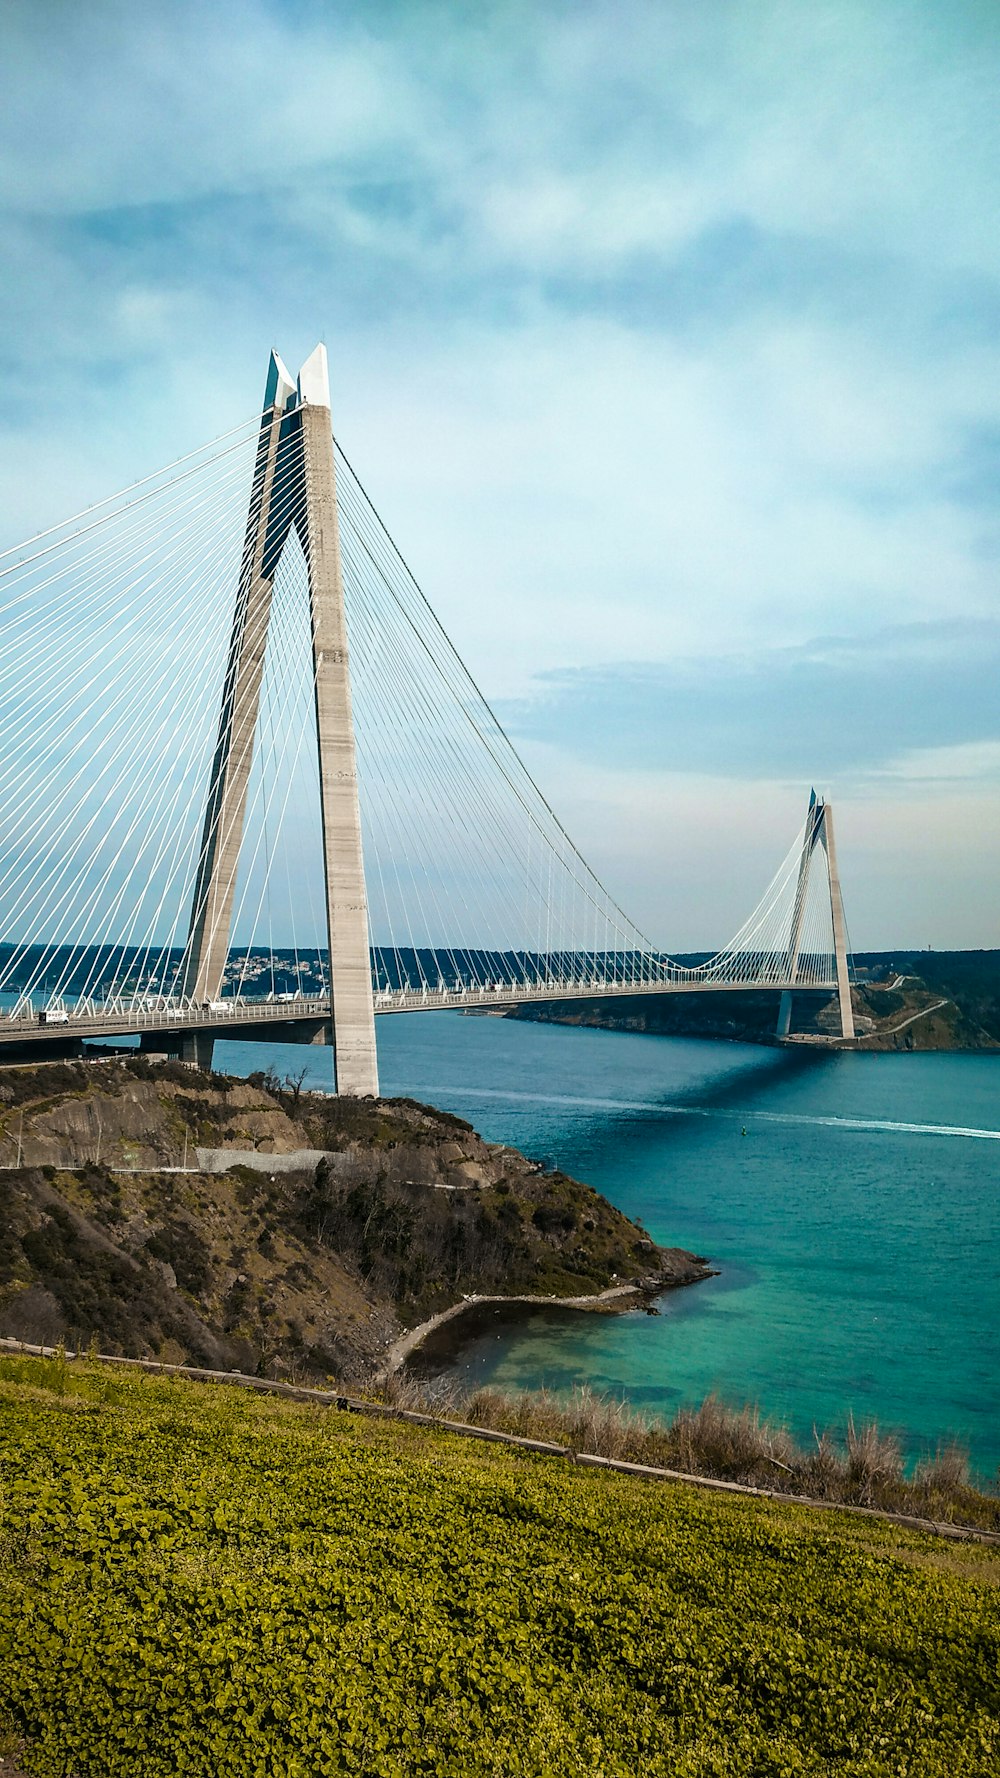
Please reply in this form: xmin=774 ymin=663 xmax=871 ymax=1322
xmin=507 ymin=950 xmax=1000 ymax=1051
xmin=852 ymin=950 xmax=1000 ymax=1046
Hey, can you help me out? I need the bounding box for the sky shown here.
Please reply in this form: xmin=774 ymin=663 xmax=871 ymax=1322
xmin=1 ymin=0 xmax=998 ymax=951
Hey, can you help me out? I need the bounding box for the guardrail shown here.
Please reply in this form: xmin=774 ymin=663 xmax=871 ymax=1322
xmin=0 ymin=974 xmax=841 ymax=1042
xmin=2 ymin=1339 xmax=995 ymax=1547
xmin=372 ymin=976 xmax=838 ymax=1013
xmin=0 ymin=997 xmax=332 ymax=1039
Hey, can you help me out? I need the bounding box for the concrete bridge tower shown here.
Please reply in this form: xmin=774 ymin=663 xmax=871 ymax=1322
xmin=180 ymin=347 xmax=379 ymax=1095
xmin=776 ymin=792 xmax=855 ymax=1042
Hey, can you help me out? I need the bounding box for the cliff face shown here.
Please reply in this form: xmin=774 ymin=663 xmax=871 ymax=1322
xmin=0 ymin=1059 xmax=709 ymax=1382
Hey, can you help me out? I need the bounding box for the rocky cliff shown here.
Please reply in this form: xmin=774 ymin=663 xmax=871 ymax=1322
xmin=0 ymin=1057 xmax=710 ymax=1382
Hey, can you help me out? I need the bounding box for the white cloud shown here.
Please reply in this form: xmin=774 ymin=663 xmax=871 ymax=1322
xmin=875 ymin=739 xmax=1000 ymax=786
xmin=327 ymin=312 xmax=1000 ymax=695
xmin=516 ymin=739 xmax=1000 ymax=951
xmin=2 ymin=0 xmax=998 ymax=946
xmin=4 ymin=1 xmax=998 ymax=288
xmin=0 ymin=3 xmax=425 ymax=214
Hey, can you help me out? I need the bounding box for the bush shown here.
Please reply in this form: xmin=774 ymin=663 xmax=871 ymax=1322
xmin=845 ymin=1414 xmax=905 ymax=1505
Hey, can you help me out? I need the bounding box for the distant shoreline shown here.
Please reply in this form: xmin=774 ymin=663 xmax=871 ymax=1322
xmin=505 ymin=950 xmax=1000 ymax=1054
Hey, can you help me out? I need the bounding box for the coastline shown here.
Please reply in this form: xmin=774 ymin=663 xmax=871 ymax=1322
xmin=502 ymin=956 xmax=1000 ymax=1054
xmin=386 ymin=1262 xmax=716 ymax=1377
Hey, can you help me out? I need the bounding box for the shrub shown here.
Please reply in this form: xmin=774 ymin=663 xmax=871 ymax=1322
xmin=845 ymin=1414 xmax=905 ymax=1505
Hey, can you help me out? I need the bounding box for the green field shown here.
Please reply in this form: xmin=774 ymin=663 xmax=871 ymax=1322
xmin=0 ymin=1356 xmax=997 ymax=1776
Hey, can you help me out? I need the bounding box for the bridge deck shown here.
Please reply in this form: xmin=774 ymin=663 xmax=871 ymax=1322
xmin=0 ymin=976 xmax=838 ymax=1053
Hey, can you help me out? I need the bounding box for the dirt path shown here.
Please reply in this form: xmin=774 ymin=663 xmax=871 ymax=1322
xmin=879 ymin=997 xmax=949 ymax=1036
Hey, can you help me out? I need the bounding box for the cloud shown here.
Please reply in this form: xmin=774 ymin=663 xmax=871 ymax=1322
xmin=499 ymin=619 xmax=1000 ymax=786
xmin=876 ymin=739 xmax=1000 ymax=785
xmin=0 ymin=2 xmax=425 ymax=215
xmin=1 ymin=0 xmax=998 ymax=944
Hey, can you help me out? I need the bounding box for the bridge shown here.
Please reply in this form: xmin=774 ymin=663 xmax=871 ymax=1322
xmin=0 ymin=346 xmax=854 ymax=1092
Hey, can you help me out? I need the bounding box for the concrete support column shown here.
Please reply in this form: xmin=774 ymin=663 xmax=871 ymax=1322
xmin=785 ymin=791 xmax=822 ymax=982
xmin=777 ymin=792 xmax=822 ymax=1040
xmin=180 ymin=344 xmax=378 ymax=1096
xmin=179 ymin=1031 xmax=215 ymax=1070
xmin=297 ymin=349 xmax=378 ymax=1097
xmin=181 ymin=352 xmax=297 ymax=1008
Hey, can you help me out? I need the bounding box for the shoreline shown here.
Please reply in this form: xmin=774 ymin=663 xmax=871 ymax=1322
xmin=386 ymin=1266 xmax=715 ymax=1377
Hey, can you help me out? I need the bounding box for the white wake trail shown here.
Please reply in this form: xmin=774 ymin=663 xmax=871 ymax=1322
xmin=424 ymin=1086 xmax=1000 ymax=1141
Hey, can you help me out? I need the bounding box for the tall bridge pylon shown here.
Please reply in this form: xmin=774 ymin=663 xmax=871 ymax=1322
xmin=776 ymin=790 xmax=854 ymax=1041
xmin=182 ymin=347 xmax=378 ymax=1094
xmin=0 ymin=342 xmax=858 ymax=1087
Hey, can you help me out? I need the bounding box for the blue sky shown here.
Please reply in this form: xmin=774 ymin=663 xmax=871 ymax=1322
xmin=1 ymin=0 xmax=998 ymax=948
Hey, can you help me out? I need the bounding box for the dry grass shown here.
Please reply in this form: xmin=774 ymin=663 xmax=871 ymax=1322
xmin=916 ymin=1442 xmax=971 ymax=1491
xmin=845 ymin=1415 xmax=905 ymax=1505
xmin=671 ymin=1396 xmax=798 ymax=1485
xmin=377 ymin=1380 xmax=1000 ymax=1532
xmin=463 ymin=1384 xmax=657 ymax=1461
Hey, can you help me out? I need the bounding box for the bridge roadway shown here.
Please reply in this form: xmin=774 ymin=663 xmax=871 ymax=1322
xmin=0 ymin=975 xmax=838 ymax=1058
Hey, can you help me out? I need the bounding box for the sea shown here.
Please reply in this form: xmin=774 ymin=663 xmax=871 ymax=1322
xmin=215 ymin=1014 xmax=1000 ymax=1476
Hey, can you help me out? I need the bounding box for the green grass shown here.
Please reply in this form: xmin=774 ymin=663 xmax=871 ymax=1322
xmin=0 ymin=1355 xmax=998 ymax=1776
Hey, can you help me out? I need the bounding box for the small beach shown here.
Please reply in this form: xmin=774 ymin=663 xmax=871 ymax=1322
xmin=392 ymin=1285 xmax=661 ymax=1377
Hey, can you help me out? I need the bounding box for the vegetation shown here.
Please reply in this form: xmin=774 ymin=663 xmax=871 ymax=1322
xmin=509 ymin=948 xmax=1000 ymax=1050
xmin=854 ymin=949 xmax=1000 ymax=1046
xmin=0 ymin=1353 xmax=996 ymax=1776
xmin=296 ymin=1152 xmax=669 ymax=1310
xmin=390 ymin=1379 xmax=1000 ymax=1533
xmin=0 ymin=1060 xmax=704 ymax=1381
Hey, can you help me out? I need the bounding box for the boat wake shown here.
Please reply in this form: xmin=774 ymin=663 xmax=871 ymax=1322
xmin=429 ymin=1086 xmax=1000 ymax=1141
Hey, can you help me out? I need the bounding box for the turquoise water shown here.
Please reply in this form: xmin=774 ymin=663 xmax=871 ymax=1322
xmin=214 ymin=1015 xmax=1000 ymax=1477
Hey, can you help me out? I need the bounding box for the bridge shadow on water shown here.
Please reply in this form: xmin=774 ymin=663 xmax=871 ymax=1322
xmin=447 ymin=1036 xmax=832 ymax=1165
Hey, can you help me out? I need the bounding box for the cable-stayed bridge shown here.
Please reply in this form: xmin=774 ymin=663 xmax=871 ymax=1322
xmin=0 ymin=346 xmax=854 ymax=1093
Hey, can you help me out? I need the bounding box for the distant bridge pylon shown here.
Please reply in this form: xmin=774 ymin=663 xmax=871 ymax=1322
xmin=0 ymin=345 xmax=854 ymax=1093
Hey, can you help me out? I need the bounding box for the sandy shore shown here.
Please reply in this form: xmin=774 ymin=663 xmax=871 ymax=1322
xmin=385 ymin=1279 xmax=677 ymax=1376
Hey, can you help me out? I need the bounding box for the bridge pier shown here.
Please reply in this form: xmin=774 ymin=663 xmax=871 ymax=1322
xmin=776 ymin=793 xmax=856 ymax=1043
xmin=179 ymin=1032 xmax=215 ymax=1070
xmin=819 ymin=803 xmax=855 ymax=1041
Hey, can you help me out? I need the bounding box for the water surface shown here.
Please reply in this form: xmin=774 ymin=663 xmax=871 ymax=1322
xmin=215 ymin=1014 xmax=1000 ymax=1475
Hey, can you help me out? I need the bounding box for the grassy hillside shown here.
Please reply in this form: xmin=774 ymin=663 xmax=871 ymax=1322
xmin=0 ymin=1059 xmax=707 ymax=1381
xmin=0 ymin=1353 xmax=997 ymax=1777
xmin=854 ymin=950 xmax=1000 ymax=1047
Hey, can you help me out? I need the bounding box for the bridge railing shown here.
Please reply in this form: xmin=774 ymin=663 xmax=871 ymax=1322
xmin=0 ymin=996 xmax=333 ymax=1032
xmin=0 ymin=967 xmax=843 ymax=1041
